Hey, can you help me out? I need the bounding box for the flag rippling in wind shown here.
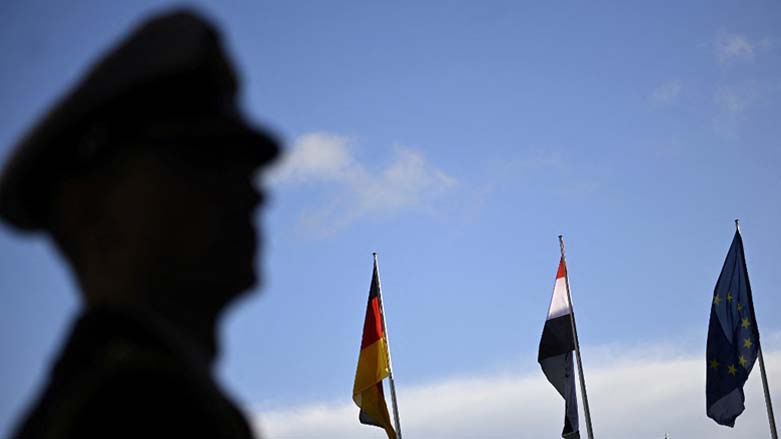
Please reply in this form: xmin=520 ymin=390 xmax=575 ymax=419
xmin=538 ymin=258 xmax=580 ymax=439
xmin=352 ymin=260 xmax=397 ymax=439
xmin=706 ymin=229 xmax=761 ymax=427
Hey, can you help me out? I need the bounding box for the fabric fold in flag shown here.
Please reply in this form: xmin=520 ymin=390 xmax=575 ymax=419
xmin=538 ymin=258 xmax=580 ymax=439
xmin=352 ymin=260 xmax=397 ymax=439
xmin=706 ymin=230 xmax=761 ymax=427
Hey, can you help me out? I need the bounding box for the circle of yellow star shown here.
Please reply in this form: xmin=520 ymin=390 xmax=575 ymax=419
xmin=728 ymin=364 xmax=737 ymax=376
xmin=709 ymin=359 xmax=719 ymax=369
xmin=741 ymin=318 xmax=751 ymax=328
xmin=744 ymin=338 xmax=753 ymax=349
xmin=713 ymin=295 xmax=721 ymax=305
xmin=739 ymin=356 xmax=747 ymax=367
xmin=737 ymin=302 xmax=743 ymax=312
xmin=726 ymin=292 xmax=733 ymax=302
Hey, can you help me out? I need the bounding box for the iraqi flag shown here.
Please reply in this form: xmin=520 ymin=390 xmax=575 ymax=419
xmin=538 ymin=258 xmax=580 ymax=439
xmin=352 ymin=259 xmax=397 ymax=439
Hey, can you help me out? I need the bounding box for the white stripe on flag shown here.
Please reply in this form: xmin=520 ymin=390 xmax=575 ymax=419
xmin=546 ymin=263 xmax=571 ymax=320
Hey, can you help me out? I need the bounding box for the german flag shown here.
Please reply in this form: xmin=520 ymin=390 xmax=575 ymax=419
xmin=352 ymin=259 xmax=397 ymax=439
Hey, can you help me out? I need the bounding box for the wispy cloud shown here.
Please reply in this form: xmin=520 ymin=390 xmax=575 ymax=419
xmin=270 ymin=132 xmax=456 ymax=236
xmin=652 ymin=80 xmax=682 ymax=105
xmin=496 ymin=149 xmax=599 ymax=198
xmin=253 ymin=336 xmax=781 ymax=438
xmin=507 ymin=150 xmax=564 ymax=170
xmin=715 ymin=33 xmax=772 ymax=63
xmin=714 ymin=85 xmax=754 ymax=114
xmin=710 ymin=79 xmax=781 ymax=137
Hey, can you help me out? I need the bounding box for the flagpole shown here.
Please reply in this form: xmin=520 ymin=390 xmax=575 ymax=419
xmin=373 ymin=252 xmax=403 ymax=439
xmin=736 ymin=220 xmax=778 ymax=439
xmin=558 ymin=235 xmax=595 ymax=439
xmin=758 ymin=347 xmax=778 ymax=439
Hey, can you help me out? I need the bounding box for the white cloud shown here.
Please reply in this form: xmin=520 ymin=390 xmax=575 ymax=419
xmin=252 ymin=339 xmax=781 ymax=439
xmin=715 ymin=33 xmax=772 ymax=63
xmin=652 ymin=80 xmax=682 ymax=105
xmin=269 ymin=132 xmax=456 ymax=236
xmin=271 ymin=132 xmax=357 ymax=183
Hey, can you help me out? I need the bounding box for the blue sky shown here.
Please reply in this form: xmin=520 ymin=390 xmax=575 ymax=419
xmin=1 ymin=1 xmax=780 ymax=437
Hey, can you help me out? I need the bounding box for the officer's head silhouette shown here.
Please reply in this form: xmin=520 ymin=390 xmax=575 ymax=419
xmin=0 ymin=12 xmax=278 ymax=353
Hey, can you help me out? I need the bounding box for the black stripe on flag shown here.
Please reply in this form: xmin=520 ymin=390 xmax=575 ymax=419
xmin=539 ymin=313 xmax=580 ymax=438
xmin=539 ymin=314 xmax=576 ymax=360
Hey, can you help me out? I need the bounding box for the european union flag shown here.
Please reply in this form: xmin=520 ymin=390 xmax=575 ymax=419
xmin=706 ymin=229 xmax=761 ymax=427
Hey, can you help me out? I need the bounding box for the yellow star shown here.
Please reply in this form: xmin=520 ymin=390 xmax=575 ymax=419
xmin=728 ymin=364 xmax=737 ymax=376
xmin=709 ymin=359 xmax=719 ymax=369
xmin=737 ymin=302 xmax=743 ymax=312
xmin=741 ymin=318 xmax=751 ymax=328
xmin=713 ymin=295 xmax=721 ymax=305
xmin=726 ymin=292 xmax=733 ymax=302
xmin=739 ymin=356 xmax=747 ymax=367
xmin=744 ymin=338 xmax=753 ymax=349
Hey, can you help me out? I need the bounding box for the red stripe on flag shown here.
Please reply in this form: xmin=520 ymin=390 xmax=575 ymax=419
xmin=556 ymin=258 xmax=566 ymax=279
xmin=361 ymin=297 xmax=384 ymax=349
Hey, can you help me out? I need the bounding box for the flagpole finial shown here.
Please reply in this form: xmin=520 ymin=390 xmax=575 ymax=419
xmin=558 ymin=235 xmax=565 ymax=256
xmin=735 ymin=219 xmax=741 ymax=233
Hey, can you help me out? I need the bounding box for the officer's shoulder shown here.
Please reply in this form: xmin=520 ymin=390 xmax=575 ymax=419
xmin=62 ymin=321 xmax=205 ymax=407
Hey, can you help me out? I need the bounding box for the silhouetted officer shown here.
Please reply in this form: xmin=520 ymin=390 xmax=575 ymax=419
xmin=0 ymin=10 xmax=279 ymax=438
